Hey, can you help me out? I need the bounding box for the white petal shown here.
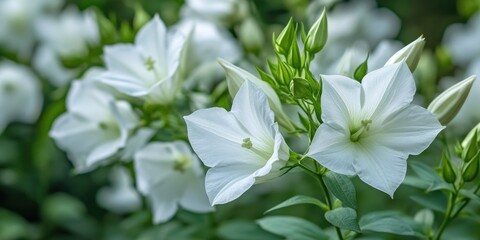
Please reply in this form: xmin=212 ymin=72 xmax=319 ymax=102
xmin=180 ymin=177 xmax=214 ymax=212
xmin=205 ymin=163 xmax=258 ymax=205
xmin=148 ymin=179 xmax=184 ymax=223
xmin=135 ymin=14 xmax=167 ymax=71
xmin=307 ymin=124 xmax=356 ymax=175
xmin=320 ymin=74 xmax=362 ymax=129
xmin=102 ymin=44 xmax=153 ymax=93
xmin=373 ymin=105 xmax=444 ymax=155
xmin=184 ymin=108 xmax=262 ymax=167
xmin=353 ymin=142 xmax=407 ymax=197
xmin=66 ymin=81 xmax=112 ymax=122
xmin=362 ymin=62 xmax=415 ymax=121
xmin=134 ymin=142 xmax=179 ymax=194
xmin=231 ymin=81 xmax=275 ymax=151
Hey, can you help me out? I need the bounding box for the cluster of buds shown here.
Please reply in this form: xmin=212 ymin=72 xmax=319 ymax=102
xmin=442 ymin=126 xmax=480 ymax=184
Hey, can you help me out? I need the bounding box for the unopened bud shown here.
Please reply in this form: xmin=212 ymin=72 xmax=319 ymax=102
xmin=428 ymin=75 xmax=476 ymax=125
xmin=462 ymin=129 xmax=479 ymax=162
xmin=462 ymin=153 xmax=479 ymax=182
xmin=133 ymin=4 xmax=150 ymax=31
xmin=274 ymin=18 xmax=296 ymax=55
xmin=385 ymin=36 xmax=425 ymax=72
xmin=414 ymin=209 xmax=434 ymax=229
xmin=461 ymin=123 xmax=480 ymax=148
xmin=287 ymin=37 xmax=302 ymax=69
xmin=290 ymin=77 xmax=311 ymax=99
xmin=305 ymin=8 xmax=328 ymax=54
xmin=441 ymin=151 xmax=457 ymax=183
xmin=238 ymin=18 xmax=264 ymax=54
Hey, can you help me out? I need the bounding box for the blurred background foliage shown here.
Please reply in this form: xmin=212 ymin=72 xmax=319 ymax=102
xmin=1 ymin=0 xmax=480 ymax=239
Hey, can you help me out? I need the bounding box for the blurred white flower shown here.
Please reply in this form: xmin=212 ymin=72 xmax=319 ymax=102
xmin=35 ymin=7 xmax=99 ymax=58
xmin=443 ymin=13 xmax=480 ymax=66
xmin=181 ymin=0 xmax=248 ymax=26
xmin=313 ymin=40 xmax=403 ymax=77
xmin=33 ymin=46 xmax=78 ymax=87
xmin=101 ymin=15 xmax=189 ymax=105
xmin=310 ymin=0 xmax=400 ymax=76
xmin=0 ymin=0 xmax=61 ymax=58
xmin=185 ymin=81 xmax=290 ymax=205
xmin=325 ymin=0 xmax=400 ymax=46
xmin=0 ymin=61 xmax=43 ymax=134
xmin=49 ymin=78 xmax=138 ymax=172
xmin=307 ymin=63 xmax=443 ymax=197
xmin=96 ymin=166 xmax=142 ymax=214
xmin=134 ymin=141 xmax=213 ymax=223
xmin=173 ymin=18 xmax=242 ymax=90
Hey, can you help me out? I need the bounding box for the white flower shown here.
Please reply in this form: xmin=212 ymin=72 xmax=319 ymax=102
xmin=309 ymin=0 xmax=400 ymax=76
xmin=0 ymin=0 xmax=61 ymax=58
xmin=307 ymin=62 xmax=443 ymax=197
xmin=173 ymin=18 xmax=242 ymax=90
xmin=0 ymin=61 xmax=43 ymax=134
xmin=101 ymin=15 xmax=189 ymax=104
xmin=35 ymin=7 xmax=99 ymax=58
xmin=49 ymin=79 xmax=138 ymax=172
xmin=96 ymin=166 xmax=142 ymax=214
xmin=134 ymin=141 xmax=213 ymax=223
xmin=181 ymin=0 xmax=248 ymax=25
xmin=184 ymin=81 xmax=290 ymax=205
xmin=32 ymin=45 xmax=78 ymax=87
xmin=443 ymin=13 xmax=480 ymax=66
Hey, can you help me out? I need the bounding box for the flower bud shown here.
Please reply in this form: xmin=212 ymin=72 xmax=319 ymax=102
xmin=305 ymin=8 xmax=327 ymax=54
xmin=133 ymin=4 xmax=150 ymax=31
xmin=427 ymin=75 xmax=476 ymax=125
xmin=385 ymin=36 xmax=425 ymax=72
xmin=414 ymin=209 xmax=434 ymax=229
xmin=461 ymin=123 xmax=480 ymax=148
xmin=462 ymin=129 xmax=479 ymax=162
xmin=238 ymin=18 xmax=264 ymax=54
xmin=287 ymin=37 xmax=302 ymax=69
xmin=274 ymin=18 xmax=296 ymax=55
xmin=290 ymin=77 xmax=311 ymax=99
xmin=462 ymin=152 xmax=479 ymax=182
xmin=441 ymin=151 xmax=457 ymax=183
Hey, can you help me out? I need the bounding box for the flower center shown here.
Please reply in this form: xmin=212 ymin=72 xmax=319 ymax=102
xmin=241 ymin=137 xmax=271 ymax=159
xmin=173 ymin=155 xmax=192 ymax=173
xmin=350 ymin=119 xmax=372 ymax=142
xmin=2 ymin=82 xmax=16 ymax=94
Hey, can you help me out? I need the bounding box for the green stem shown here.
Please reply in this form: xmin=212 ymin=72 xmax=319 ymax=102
xmin=434 ymin=191 xmax=457 ymax=240
xmin=318 ymin=174 xmax=344 ymax=240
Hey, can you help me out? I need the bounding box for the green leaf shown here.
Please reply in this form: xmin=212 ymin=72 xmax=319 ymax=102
xmin=323 ymin=172 xmax=357 ymax=209
xmin=353 ymin=54 xmax=369 ymax=81
xmin=257 ymin=216 xmax=328 ymax=240
xmin=265 ymin=195 xmax=328 ymax=214
xmin=324 ymin=207 xmax=360 ymax=232
xmin=410 ymin=191 xmax=448 ymax=213
xmin=0 ymin=209 xmax=29 ymax=240
xmin=459 ymin=189 xmax=480 ymax=204
xmin=360 ymin=212 xmax=416 ymax=236
xmin=217 ymin=220 xmax=281 ymax=240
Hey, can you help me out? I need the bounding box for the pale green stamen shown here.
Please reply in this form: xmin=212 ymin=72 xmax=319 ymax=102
xmin=173 ymin=155 xmax=191 ymax=173
xmin=144 ymin=57 xmax=156 ymax=71
xmin=350 ymin=119 xmax=372 ymax=142
xmin=241 ymin=138 xmax=253 ymax=149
